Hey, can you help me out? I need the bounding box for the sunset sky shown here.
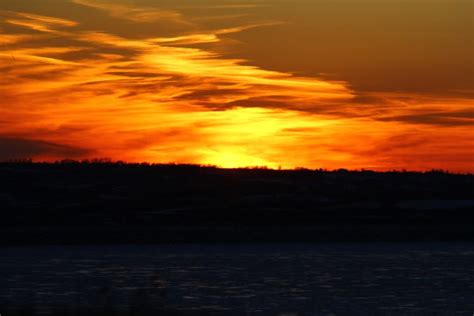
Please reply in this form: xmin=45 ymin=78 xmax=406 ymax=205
xmin=0 ymin=0 xmax=472 ymax=171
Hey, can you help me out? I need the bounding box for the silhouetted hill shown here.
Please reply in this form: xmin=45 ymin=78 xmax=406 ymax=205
xmin=0 ymin=161 xmax=473 ymax=244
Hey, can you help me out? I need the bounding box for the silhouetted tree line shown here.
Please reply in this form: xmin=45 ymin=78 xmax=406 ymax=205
xmin=2 ymin=158 xmax=460 ymax=174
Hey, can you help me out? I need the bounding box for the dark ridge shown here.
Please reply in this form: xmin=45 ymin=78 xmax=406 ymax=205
xmin=0 ymin=160 xmax=473 ymax=245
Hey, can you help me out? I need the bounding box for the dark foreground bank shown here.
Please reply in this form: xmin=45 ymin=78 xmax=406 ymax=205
xmin=2 ymin=224 xmax=474 ymax=245
xmin=0 ymin=161 xmax=473 ymax=244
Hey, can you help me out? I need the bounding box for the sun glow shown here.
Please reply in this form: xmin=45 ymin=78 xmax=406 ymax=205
xmin=0 ymin=0 xmax=472 ymax=172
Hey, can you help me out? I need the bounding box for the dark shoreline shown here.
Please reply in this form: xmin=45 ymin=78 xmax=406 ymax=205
xmin=2 ymin=224 xmax=474 ymax=246
xmin=1 ymin=162 xmax=473 ymax=246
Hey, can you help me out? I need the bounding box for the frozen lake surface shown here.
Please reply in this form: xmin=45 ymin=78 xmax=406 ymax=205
xmin=1 ymin=242 xmax=474 ymax=315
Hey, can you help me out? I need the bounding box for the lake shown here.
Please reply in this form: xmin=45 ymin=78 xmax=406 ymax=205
xmin=1 ymin=242 xmax=474 ymax=315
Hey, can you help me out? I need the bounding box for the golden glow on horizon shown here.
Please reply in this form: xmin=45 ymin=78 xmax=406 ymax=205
xmin=0 ymin=0 xmax=472 ymax=172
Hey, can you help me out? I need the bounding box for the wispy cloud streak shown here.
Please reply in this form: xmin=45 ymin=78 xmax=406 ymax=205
xmin=0 ymin=1 xmax=472 ymax=171
xmin=72 ymin=0 xmax=189 ymax=24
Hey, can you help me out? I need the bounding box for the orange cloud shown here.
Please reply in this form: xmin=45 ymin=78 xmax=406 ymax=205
xmin=15 ymin=12 xmax=78 ymax=27
xmin=71 ymin=0 xmax=189 ymax=24
xmin=0 ymin=33 xmax=35 ymax=45
xmin=5 ymin=11 xmax=77 ymax=34
xmin=0 ymin=4 xmax=472 ymax=172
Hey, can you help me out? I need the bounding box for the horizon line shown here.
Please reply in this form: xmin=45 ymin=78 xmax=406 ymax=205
xmin=0 ymin=158 xmax=472 ymax=175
